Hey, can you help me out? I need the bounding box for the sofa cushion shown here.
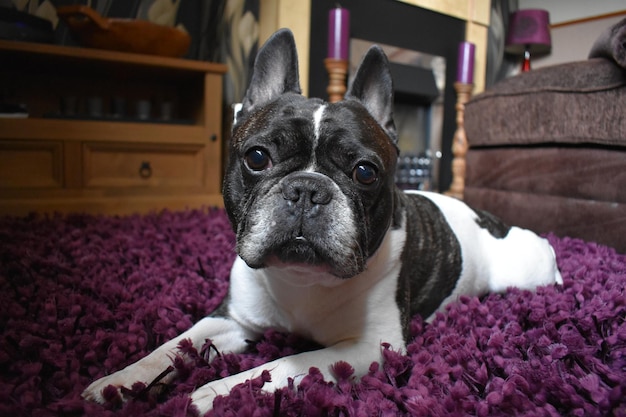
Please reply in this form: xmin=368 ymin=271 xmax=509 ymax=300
xmin=465 ymin=58 xmax=626 ymax=148
xmin=464 ymin=187 xmax=626 ymax=254
xmin=466 ymin=146 xmax=626 ymax=204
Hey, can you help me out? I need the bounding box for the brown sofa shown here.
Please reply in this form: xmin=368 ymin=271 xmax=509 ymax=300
xmin=463 ymin=19 xmax=626 ymax=253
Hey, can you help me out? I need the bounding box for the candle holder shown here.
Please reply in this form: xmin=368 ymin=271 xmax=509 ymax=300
xmin=324 ymin=58 xmax=348 ymax=103
xmin=445 ymin=82 xmax=474 ymax=200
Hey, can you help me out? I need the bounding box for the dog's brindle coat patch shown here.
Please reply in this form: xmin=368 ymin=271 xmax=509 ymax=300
xmin=395 ymin=193 xmax=463 ymax=340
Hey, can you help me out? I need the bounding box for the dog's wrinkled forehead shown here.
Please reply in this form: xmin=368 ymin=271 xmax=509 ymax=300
xmin=233 ymin=93 xmax=397 ymax=172
xmin=232 ymin=93 xmax=322 ymax=148
xmin=328 ymin=100 xmax=398 ymax=164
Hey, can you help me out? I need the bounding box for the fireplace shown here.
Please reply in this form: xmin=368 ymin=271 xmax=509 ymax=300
xmin=308 ymin=0 xmax=466 ymax=192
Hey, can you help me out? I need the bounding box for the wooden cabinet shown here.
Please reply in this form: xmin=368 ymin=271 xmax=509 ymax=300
xmin=0 ymin=140 xmax=63 ymax=189
xmin=0 ymin=40 xmax=227 ymax=215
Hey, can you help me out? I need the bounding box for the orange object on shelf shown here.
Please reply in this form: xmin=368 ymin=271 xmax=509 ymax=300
xmin=56 ymin=5 xmax=191 ymax=58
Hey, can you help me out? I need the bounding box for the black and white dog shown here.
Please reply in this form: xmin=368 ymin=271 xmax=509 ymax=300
xmin=83 ymin=29 xmax=562 ymax=413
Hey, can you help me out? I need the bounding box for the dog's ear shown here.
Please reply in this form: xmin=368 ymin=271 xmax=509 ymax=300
xmin=240 ymin=28 xmax=301 ymax=116
xmin=345 ymin=46 xmax=397 ymax=143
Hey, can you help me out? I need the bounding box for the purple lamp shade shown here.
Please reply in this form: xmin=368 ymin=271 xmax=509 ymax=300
xmin=505 ymin=9 xmax=552 ymax=55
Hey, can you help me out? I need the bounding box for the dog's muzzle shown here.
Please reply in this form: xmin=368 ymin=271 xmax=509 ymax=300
xmin=237 ymin=170 xmax=363 ymax=278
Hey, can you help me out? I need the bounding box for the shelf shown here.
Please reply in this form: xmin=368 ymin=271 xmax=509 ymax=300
xmin=0 ymin=40 xmax=227 ymax=75
xmin=0 ymin=118 xmax=210 ymax=144
xmin=0 ymin=41 xmax=226 ymax=123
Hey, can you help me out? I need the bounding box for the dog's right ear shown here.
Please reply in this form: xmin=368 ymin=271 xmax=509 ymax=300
xmin=240 ymin=28 xmax=301 ymax=117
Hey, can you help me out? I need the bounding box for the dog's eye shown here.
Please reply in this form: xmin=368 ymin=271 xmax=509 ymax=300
xmin=245 ymin=148 xmax=272 ymax=171
xmin=353 ymin=163 xmax=378 ymax=185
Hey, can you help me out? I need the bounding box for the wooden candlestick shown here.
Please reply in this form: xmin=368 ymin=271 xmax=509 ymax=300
xmin=324 ymin=58 xmax=348 ymax=103
xmin=445 ymin=82 xmax=474 ymax=200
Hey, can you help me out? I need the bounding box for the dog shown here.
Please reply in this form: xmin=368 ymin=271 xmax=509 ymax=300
xmin=82 ymin=28 xmax=562 ymax=413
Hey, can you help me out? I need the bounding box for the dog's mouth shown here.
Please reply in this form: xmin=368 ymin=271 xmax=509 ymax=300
xmin=247 ymin=233 xmax=364 ymax=279
xmin=273 ymin=236 xmax=324 ymax=265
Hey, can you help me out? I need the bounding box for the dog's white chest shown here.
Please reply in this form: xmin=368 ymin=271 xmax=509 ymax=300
xmin=227 ymin=224 xmax=407 ymax=348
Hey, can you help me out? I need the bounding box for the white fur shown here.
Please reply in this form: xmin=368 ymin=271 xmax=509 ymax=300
xmin=303 ymin=104 xmax=326 ymax=173
xmin=313 ymin=104 xmax=325 ymax=141
xmin=406 ymin=190 xmax=562 ymax=314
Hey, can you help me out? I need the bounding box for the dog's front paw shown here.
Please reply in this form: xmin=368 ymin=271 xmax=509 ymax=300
xmin=190 ymin=370 xmax=274 ymax=413
xmin=190 ymin=379 xmax=233 ymax=413
xmin=82 ymin=370 xmax=134 ymax=404
xmin=189 ymin=387 xmax=219 ymax=413
xmin=82 ymin=362 xmax=171 ymax=405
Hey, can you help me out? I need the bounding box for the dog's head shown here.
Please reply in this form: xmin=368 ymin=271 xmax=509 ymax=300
xmin=223 ymin=29 xmax=399 ymax=280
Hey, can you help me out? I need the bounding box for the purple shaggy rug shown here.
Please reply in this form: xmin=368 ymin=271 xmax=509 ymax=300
xmin=0 ymin=209 xmax=624 ymax=417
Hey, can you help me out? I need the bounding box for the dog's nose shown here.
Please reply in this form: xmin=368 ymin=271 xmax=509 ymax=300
xmin=281 ymin=172 xmax=333 ymax=206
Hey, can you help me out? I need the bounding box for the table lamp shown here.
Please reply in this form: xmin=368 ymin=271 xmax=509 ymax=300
xmin=505 ymin=9 xmax=551 ymax=72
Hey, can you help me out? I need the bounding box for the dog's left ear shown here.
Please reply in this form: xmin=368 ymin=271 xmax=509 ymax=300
xmin=345 ymin=46 xmax=397 ymax=144
xmin=240 ymin=28 xmax=301 ymax=116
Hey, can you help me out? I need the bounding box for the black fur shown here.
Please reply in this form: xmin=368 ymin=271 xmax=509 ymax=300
xmin=473 ymin=209 xmax=511 ymax=239
xmin=239 ymin=29 xmax=301 ymax=120
xmin=344 ymin=45 xmax=398 ymax=144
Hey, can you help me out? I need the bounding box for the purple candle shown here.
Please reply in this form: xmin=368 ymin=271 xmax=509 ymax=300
xmin=456 ymin=41 xmax=475 ymax=84
xmin=328 ymin=7 xmax=350 ymax=60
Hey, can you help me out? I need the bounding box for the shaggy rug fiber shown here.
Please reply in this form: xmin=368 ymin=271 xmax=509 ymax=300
xmin=0 ymin=208 xmax=624 ymax=417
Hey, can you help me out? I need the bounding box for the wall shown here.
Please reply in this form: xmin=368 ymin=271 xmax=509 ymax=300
xmin=519 ymin=0 xmax=624 ymax=24
xmin=533 ymin=12 xmax=626 ymax=69
xmin=517 ymin=0 xmax=626 ymax=68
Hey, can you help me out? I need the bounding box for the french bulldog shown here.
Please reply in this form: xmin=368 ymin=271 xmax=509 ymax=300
xmin=83 ymin=28 xmax=562 ymax=413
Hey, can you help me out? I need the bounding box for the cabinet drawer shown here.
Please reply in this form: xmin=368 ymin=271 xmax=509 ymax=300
xmin=83 ymin=142 xmax=204 ymax=188
xmin=0 ymin=140 xmax=63 ymax=188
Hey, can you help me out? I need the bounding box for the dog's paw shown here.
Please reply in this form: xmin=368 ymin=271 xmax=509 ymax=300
xmin=190 ymin=370 xmax=274 ymax=413
xmin=189 ymin=390 xmax=217 ymax=413
xmin=82 ymin=362 xmax=168 ymax=404
xmin=189 ymin=380 xmax=231 ymax=413
xmin=554 ymin=269 xmax=563 ymax=286
xmin=82 ymin=371 xmax=132 ymax=404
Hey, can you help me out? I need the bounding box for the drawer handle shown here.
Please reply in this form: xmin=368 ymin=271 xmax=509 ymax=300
xmin=139 ymin=161 xmax=152 ymax=179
